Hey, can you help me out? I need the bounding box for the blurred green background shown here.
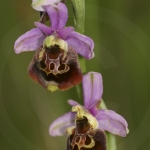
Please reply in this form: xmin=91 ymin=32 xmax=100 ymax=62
xmin=0 ymin=0 xmax=150 ymax=149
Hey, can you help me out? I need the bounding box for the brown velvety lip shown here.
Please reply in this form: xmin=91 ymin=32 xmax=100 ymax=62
xmin=28 ymin=45 xmax=82 ymax=91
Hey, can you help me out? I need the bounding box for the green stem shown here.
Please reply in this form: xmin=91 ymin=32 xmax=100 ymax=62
xmin=100 ymin=101 xmax=117 ymax=150
xmin=106 ymin=132 xmax=117 ymax=150
xmin=71 ymin=0 xmax=86 ymax=73
xmin=71 ymin=0 xmax=86 ymax=97
xmin=71 ymin=0 xmax=85 ymax=34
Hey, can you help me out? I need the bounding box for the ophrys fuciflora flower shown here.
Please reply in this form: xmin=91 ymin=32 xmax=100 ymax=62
xmin=49 ymin=72 xmax=129 ymax=149
xmin=14 ymin=3 xmax=94 ymax=91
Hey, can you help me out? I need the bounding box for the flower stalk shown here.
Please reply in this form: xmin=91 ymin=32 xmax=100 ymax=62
xmin=71 ymin=0 xmax=86 ymax=75
xmin=71 ymin=0 xmax=85 ymax=34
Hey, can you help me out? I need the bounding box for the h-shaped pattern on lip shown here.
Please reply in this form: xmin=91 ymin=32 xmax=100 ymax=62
xmin=36 ymin=35 xmax=70 ymax=75
xmin=37 ymin=48 xmax=70 ymax=75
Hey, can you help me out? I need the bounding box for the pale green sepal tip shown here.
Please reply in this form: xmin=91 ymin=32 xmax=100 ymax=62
xmin=32 ymin=0 xmax=44 ymax=7
xmin=126 ymin=128 xmax=129 ymax=134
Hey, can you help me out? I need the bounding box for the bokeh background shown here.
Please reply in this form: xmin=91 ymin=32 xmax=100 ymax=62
xmin=0 ymin=0 xmax=150 ymax=149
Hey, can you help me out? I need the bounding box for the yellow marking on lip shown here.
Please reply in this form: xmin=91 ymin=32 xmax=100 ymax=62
xmin=66 ymin=126 xmax=75 ymax=135
xmin=38 ymin=49 xmax=45 ymax=60
xmin=47 ymin=85 xmax=58 ymax=92
xmin=76 ymin=135 xmax=95 ymax=150
xmin=83 ymin=135 xmax=95 ymax=148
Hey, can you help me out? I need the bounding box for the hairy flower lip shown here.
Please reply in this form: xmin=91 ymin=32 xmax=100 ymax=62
xmin=28 ymin=45 xmax=83 ymax=91
xmin=66 ymin=116 xmax=107 ymax=150
xmin=67 ymin=128 xmax=107 ymax=150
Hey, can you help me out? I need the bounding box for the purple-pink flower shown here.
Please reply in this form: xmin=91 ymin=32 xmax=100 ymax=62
xmin=49 ymin=72 xmax=129 ymax=149
xmin=14 ymin=3 xmax=94 ymax=91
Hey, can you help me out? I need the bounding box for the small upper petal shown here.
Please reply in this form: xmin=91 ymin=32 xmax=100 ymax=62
xmin=34 ymin=22 xmax=53 ymax=35
xmin=96 ymin=110 xmax=129 ymax=137
xmin=66 ymin=31 xmax=94 ymax=59
xmin=83 ymin=72 xmax=103 ymax=110
xmin=49 ymin=112 xmax=76 ymax=136
xmin=14 ymin=28 xmax=46 ymax=54
xmin=31 ymin=0 xmax=61 ymax=11
xmin=68 ymin=99 xmax=80 ymax=107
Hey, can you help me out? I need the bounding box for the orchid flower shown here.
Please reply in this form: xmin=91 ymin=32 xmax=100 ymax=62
xmin=14 ymin=3 xmax=94 ymax=91
xmin=49 ymin=72 xmax=129 ymax=149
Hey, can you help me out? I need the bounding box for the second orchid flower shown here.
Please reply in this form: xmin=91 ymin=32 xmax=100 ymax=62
xmin=49 ymin=72 xmax=129 ymax=150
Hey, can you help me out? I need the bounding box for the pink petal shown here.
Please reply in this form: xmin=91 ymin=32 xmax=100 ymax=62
xmin=83 ymin=72 xmax=103 ymax=109
xmin=58 ymin=27 xmax=74 ymax=39
xmin=34 ymin=22 xmax=53 ymax=35
xmin=66 ymin=31 xmax=94 ymax=59
xmin=96 ymin=110 xmax=129 ymax=137
xmin=14 ymin=28 xmax=46 ymax=54
xmin=49 ymin=112 xmax=76 ymax=136
xmin=68 ymin=100 xmax=80 ymax=107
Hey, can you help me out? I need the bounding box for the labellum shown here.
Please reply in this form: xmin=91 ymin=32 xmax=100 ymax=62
xmin=28 ymin=35 xmax=82 ymax=92
xmin=66 ymin=117 xmax=106 ymax=150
